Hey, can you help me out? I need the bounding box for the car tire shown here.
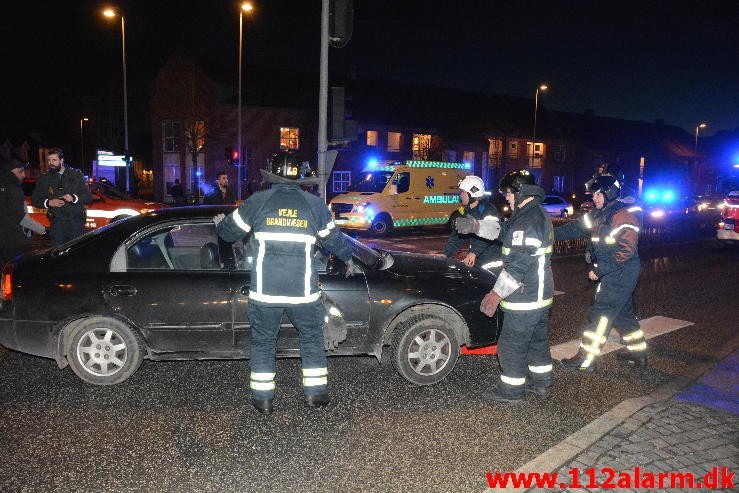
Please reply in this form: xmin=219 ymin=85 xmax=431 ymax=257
xmin=371 ymin=214 xmax=393 ymax=237
xmin=391 ymin=314 xmax=460 ymax=385
xmin=64 ymin=316 xmax=145 ymax=385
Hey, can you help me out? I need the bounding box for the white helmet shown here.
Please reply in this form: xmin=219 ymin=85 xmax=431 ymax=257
xmin=458 ymin=175 xmax=485 ymax=199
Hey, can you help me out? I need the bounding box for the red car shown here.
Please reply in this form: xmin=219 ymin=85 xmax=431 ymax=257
xmin=23 ymin=179 xmax=168 ymax=230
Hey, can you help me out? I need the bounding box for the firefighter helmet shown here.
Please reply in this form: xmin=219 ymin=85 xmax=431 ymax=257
xmin=499 ymin=170 xmax=543 ymax=203
xmin=261 ymin=151 xmax=319 ymax=185
xmin=586 ymin=175 xmax=621 ymax=202
xmin=458 ymin=175 xmax=486 ymax=199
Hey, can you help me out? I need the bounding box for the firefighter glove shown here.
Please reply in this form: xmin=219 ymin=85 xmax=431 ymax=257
xmin=455 ymin=216 xmax=480 ymax=235
xmin=344 ymin=258 xmax=361 ymax=278
xmin=323 ymin=315 xmax=347 ymax=351
xmin=480 ymin=290 xmax=502 ymax=317
xmin=212 ymin=213 xmax=226 ymax=226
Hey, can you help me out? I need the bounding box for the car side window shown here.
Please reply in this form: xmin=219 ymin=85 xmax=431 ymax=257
xmin=126 ymin=223 xmax=222 ymax=271
xmin=396 ymin=172 xmax=410 ymax=193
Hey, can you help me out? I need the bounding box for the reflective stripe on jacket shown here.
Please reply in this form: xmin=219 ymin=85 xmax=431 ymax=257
xmin=217 ymin=184 xmax=352 ymax=304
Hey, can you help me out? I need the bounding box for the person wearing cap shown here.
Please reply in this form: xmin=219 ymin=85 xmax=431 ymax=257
xmin=455 ymin=170 xmax=554 ymax=403
xmin=0 ymin=158 xmax=35 ymax=266
xmin=554 ymin=174 xmax=646 ymax=371
xmin=214 ymin=151 xmax=359 ymax=415
xmin=442 ymin=175 xmax=502 ymax=270
xmin=30 ymin=148 xmax=92 ymax=246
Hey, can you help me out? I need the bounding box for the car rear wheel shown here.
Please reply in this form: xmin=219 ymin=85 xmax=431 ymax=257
xmin=64 ymin=316 xmax=145 ymax=385
xmin=391 ymin=314 xmax=460 ymax=385
xmin=371 ymin=213 xmax=393 ymax=236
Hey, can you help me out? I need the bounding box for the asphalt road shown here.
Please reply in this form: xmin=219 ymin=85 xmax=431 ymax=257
xmin=1 ymin=236 xmax=738 ymax=492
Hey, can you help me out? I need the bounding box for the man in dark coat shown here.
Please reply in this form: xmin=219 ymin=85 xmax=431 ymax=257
xmin=203 ymin=171 xmax=237 ymax=205
xmin=30 ymin=148 xmax=92 ymax=246
xmin=0 ymin=158 xmax=31 ymax=266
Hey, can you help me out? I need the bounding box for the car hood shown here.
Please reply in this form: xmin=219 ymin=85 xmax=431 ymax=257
xmin=384 ymin=250 xmax=494 ymax=282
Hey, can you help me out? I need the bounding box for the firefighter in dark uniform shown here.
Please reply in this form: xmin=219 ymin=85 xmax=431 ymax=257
xmin=30 ymin=148 xmax=92 ymax=246
xmin=442 ymin=175 xmax=503 ymax=270
xmin=456 ymin=170 xmax=554 ymax=402
xmin=555 ymin=175 xmax=647 ymax=371
xmin=215 ymin=151 xmax=358 ymax=414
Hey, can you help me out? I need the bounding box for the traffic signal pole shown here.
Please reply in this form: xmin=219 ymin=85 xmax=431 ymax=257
xmin=317 ymin=0 xmax=329 ymax=201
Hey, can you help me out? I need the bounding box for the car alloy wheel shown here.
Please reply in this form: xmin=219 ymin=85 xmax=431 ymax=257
xmin=391 ymin=314 xmax=460 ymax=385
xmin=371 ymin=214 xmax=393 ymax=236
xmin=64 ymin=316 xmax=145 ymax=385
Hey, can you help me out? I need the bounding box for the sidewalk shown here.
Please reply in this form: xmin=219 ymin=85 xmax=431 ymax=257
xmin=489 ymin=336 xmax=739 ymax=492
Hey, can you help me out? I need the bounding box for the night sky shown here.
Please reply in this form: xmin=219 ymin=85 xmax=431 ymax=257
xmin=2 ymin=0 xmax=738 ymax=161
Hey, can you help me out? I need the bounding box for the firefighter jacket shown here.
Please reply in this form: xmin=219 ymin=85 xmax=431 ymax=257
xmin=0 ymin=169 xmax=29 ymax=248
xmin=30 ymin=167 xmax=92 ymax=222
xmin=494 ymin=196 xmax=554 ymax=312
xmin=217 ymin=184 xmax=353 ymax=305
xmin=444 ymin=200 xmax=501 ymax=261
xmin=555 ymin=200 xmax=639 ymax=279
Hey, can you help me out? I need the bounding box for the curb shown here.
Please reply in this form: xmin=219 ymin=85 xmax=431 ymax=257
xmin=486 ymin=331 xmax=739 ymax=493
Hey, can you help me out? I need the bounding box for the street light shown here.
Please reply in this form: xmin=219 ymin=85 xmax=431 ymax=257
xmin=80 ymin=117 xmax=89 ymax=174
xmin=237 ymin=2 xmax=254 ymax=201
xmin=694 ymin=122 xmax=707 ymax=153
xmin=532 ymin=83 xmax=548 ymax=168
xmin=102 ymin=7 xmax=129 ymax=189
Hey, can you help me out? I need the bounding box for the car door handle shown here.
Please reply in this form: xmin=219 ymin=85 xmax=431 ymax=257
xmin=109 ymin=285 xmax=137 ymax=296
xmin=240 ymin=286 xmax=250 ymax=296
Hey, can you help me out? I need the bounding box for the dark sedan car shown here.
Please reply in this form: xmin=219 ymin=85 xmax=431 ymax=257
xmin=1 ymin=206 xmax=502 ymax=386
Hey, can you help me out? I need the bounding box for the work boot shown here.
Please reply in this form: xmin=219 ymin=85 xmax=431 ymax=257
xmin=616 ymin=350 xmax=648 ymax=368
xmin=251 ymin=398 xmax=274 ymax=415
xmin=525 ymin=380 xmax=553 ymax=400
xmin=560 ymin=350 xmax=597 ymax=372
xmin=305 ymin=393 xmax=331 ymax=408
xmin=481 ymin=384 xmax=524 ymax=404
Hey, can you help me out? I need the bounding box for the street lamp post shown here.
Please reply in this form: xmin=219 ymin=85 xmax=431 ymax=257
xmin=237 ymin=2 xmax=254 ymax=201
xmin=694 ymin=122 xmax=707 ymax=153
xmin=531 ymin=83 xmax=548 ymax=168
xmin=80 ymin=117 xmax=89 ymax=174
xmin=103 ymin=7 xmax=129 ymax=190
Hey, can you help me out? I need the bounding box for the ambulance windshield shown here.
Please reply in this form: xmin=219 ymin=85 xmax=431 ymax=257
xmin=350 ymin=171 xmax=395 ymax=193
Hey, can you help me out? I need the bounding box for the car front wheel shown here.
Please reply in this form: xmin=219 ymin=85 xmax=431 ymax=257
xmin=64 ymin=316 xmax=145 ymax=385
xmin=391 ymin=314 xmax=460 ymax=385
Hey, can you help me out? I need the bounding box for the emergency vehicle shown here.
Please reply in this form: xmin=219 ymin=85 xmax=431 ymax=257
xmin=23 ymin=178 xmax=168 ymax=230
xmin=329 ymin=160 xmax=472 ymax=236
xmin=717 ymin=190 xmax=739 ymax=243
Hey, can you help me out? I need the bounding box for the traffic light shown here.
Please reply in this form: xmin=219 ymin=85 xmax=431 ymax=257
xmin=225 ymin=146 xmax=233 ymax=165
xmin=329 ymin=0 xmax=353 ymax=48
xmin=232 ymin=150 xmax=240 ymax=167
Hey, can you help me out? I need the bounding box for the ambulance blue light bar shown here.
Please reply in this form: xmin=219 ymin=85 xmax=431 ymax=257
xmin=396 ymin=160 xmax=470 ymax=169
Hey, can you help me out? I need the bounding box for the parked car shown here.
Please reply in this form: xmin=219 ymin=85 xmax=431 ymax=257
xmin=0 ymin=206 xmax=502 ymax=386
xmin=579 ymin=200 xmax=594 ymax=212
xmin=23 ymin=178 xmax=168 ymax=230
xmin=542 ymin=195 xmax=574 ymax=217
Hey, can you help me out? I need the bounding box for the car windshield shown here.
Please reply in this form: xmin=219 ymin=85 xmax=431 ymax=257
xmin=349 ymin=171 xmax=394 ymax=193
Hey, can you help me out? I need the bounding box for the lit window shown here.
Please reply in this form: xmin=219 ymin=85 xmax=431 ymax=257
xmin=366 ymin=130 xmax=378 ymax=147
xmin=163 ymin=120 xmax=181 ymax=153
xmin=280 ymin=127 xmax=300 ymax=150
xmin=332 ymin=171 xmax=351 ymax=193
xmin=387 ymin=132 xmax=401 ymax=153
xmin=411 ymin=133 xmax=431 ymax=159
xmin=463 ymin=151 xmax=475 ymax=165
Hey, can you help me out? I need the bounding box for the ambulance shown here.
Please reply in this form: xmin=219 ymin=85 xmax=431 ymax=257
xmin=717 ymin=190 xmax=739 ymax=244
xmin=329 ymin=160 xmax=472 ymax=236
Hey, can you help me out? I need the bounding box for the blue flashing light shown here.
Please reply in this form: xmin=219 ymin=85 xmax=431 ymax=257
xmin=367 ymin=158 xmax=379 ymax=169
xmin=645 ymin=190 xmax=657 ymax=202
xmin=662 ymin=191 xmax=674 ymax=202
xmin=196 ymin=170 xmax=203 ymax=177
xmin=462 ymin=162 xmax=472 ymax=170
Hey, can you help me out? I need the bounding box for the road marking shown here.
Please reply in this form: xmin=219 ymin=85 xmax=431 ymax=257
xmin=549 ymin=316 xmax=694 ymax=361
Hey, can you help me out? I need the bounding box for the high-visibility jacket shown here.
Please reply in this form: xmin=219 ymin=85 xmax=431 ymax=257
xmin=495 ymin=196 xmax=554 ymax=312
xmin=217 ymin=184 xmax=352 ymax=305
xmin=555 ymin=200 xmax=639 ymax=278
